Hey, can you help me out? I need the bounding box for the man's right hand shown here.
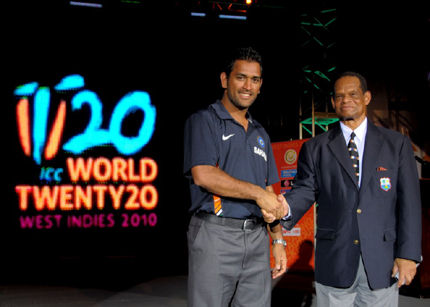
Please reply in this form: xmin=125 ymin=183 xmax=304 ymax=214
xmin=261 ymin=194 xmax=289 ymax=223
xmin=257 ymin=190 xmax=287 ymax=220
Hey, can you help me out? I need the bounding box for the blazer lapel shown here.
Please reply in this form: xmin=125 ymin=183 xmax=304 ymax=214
xmin=360 ymin=121 xmax=383 ymax=195
xmin=328 ymin=125 xmax=359 ymax=188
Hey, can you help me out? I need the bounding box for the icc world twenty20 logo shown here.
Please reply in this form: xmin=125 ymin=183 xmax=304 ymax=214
xmin=14 ymin=74 xmax=160 ymax=229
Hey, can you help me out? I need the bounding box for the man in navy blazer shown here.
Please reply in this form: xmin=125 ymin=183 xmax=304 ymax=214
xmin=273 ymin=72 xmax=422 ymax=306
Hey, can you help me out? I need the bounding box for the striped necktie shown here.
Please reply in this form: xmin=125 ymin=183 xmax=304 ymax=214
xmin=348 ymin=132 xmax=359 ymax=185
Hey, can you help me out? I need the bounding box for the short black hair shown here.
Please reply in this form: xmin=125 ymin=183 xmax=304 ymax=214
xmin=223 ymin=47 xmax=263 ymax=77
xmin=333 ymin=71 xmax=368 ymax=95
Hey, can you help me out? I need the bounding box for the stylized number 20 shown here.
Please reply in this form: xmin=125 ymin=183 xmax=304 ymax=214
xmin=15 ymin=75 xmax=156 ymax=164
xmin=63 ymin=90 xmax=156 ymax=155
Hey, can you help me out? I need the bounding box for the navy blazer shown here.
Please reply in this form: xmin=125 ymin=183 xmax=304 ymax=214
xmin=281 ymin=121 xmax=422 ymax=289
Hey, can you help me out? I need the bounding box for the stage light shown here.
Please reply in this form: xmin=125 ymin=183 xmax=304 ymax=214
xmin=246 ymin=0 xmax=252 ymax=4
xmin=70 ymin=1 xmax=102 ymax=8
xmin=219 ymin=14 xmax=247 ymax=20
xmin=191 ymin=12 xmax=206 ymax=17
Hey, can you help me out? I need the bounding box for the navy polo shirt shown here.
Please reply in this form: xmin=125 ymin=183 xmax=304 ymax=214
xmin=183 ymin=100 xmax=279 ymax=219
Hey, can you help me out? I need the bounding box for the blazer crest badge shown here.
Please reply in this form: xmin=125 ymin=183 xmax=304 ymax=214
xmin=380 ymin=177 xmax=391 ymax=191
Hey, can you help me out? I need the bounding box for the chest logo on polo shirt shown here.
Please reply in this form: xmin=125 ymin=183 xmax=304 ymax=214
xmin=254 ymin=147 xmax=267 ymax=161
xmin=257 ymin=136 xmax=265 ymax=148
xmin=222 ymin=133 xmax=235 ymax=141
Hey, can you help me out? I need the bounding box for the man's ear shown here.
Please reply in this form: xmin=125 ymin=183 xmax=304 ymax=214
xmin=220 ymin=72 xmax=228 ymax=89
xmin=364 ymin=91 xmax=371 ymax=106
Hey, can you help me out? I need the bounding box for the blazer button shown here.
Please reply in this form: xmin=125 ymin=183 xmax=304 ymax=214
xmin=357 ymin=209 xmax=362 ymax=213
xmin=354 ymin=240 xmax=359 ymax=245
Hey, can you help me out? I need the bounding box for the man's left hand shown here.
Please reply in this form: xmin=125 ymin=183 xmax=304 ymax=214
xmin=271 ymin=244 xmax=287 ymax=279
xmin=392 ymin=258 xmax=418 ymax=287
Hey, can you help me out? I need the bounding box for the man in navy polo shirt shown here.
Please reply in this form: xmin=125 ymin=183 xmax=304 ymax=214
xmin=183 ymin=47 xmax=289 ymax=307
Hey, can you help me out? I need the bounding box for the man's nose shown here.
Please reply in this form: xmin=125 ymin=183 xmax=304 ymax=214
xmin=342 ymin=94 xmax=353 ymax=102
xmin=243 ymin=78 xmax=252 ymax=89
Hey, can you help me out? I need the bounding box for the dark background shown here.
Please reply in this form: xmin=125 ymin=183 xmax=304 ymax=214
xmin=3 ymin=0 xmax=429 ymax=289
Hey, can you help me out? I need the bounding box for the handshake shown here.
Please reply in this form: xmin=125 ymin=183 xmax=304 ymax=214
xmin=258 ymin=191 xmax=289 ymax=223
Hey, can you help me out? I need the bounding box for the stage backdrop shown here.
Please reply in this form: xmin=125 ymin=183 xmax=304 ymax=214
xmin=270 ymin=139 xmax=315 ymax=271
xmin=4 ymin=1 xmax=298 ymax=284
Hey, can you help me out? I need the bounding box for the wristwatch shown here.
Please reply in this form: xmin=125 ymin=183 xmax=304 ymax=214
xmin=272 ymin=239 xmax=287 ymax=247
